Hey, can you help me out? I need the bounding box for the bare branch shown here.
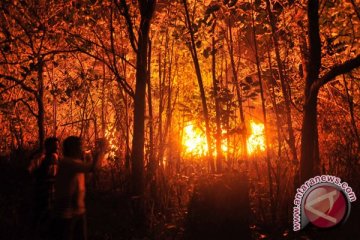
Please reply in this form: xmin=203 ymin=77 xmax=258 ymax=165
xmin=115 ymin=0 xmax=138 ymax=53
xmin=350 ymin=0 xmax=360 ymax=20
xmin=42 ymin=49 xmax=79 ymax=58
xmin=0 ymin=74 xmax=36 ymax=94
xmin=20 ymin=99 xmax=38 ymax=117
xmin=0 ymin=59 xmax=30 ymax=66
xmin=75 ymin=47 xmax=135 ymax=98
xmin=115 ymin=75 xmax=135 ymax=98
xmin=64 ymin=30 xmax=136 ymax=68
xmin=0 ymin=82 xmax=21 ymax=95
xmin=61 ymin=118 xmax=94 ymax=126
xmin=314 ymin=54 xmax=360 ymax=89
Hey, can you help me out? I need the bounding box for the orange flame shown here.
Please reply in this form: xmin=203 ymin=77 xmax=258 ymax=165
xmin=182 ymin=123 xmax=228 ymax=157
xmin=247 ymin=120 xmax=266 ymax=154
xmin=182 ymin=124 xmax=208 ymax=156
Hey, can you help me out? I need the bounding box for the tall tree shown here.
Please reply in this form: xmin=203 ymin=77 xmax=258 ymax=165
xmin=300 ymin=0 xmax=360 ymax=182
xmin=182 ymin=0 xmax=215 ymax=173
xmin=0 ymin=0 xmax=75 ymax=151
xmin=265 ymin=0 xmax=298 ymax=164
xmin=211 ymin=33 xmax=224 ymax=173
xmin=114 ymin=0 xmax=156 ymax=232
xmin=251 ymin=3 xmax=275 ymax=221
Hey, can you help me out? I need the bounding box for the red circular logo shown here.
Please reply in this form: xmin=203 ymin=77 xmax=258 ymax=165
xmin=304 ymin=186 xmax=347 ymax=228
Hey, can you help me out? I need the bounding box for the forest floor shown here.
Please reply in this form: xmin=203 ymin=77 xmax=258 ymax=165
xmin=0 ymin=161 xmax=359 ymax=240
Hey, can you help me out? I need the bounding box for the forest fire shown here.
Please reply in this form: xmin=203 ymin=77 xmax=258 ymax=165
xmin=182 ymin=124 xmax=208 ymax=156
xmin=182 ymin=123 xmax=229 ymax=157
xmin=247 ymin=120 xmax=266 ymax=155
xmin=182 ymin=121 xmax=266 ymax=157
xmin=1 ymin=0 xmax=359 ymax=239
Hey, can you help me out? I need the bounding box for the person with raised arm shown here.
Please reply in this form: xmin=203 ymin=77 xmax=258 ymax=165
xmin=53 ymin=136 xmax=106 ymax=240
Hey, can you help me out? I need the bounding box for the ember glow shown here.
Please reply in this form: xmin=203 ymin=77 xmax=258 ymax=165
xmin=247 ymin=120 xmax=266 ymax=154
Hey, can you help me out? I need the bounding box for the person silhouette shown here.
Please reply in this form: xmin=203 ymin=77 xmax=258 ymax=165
xmin=28 ymin=137 xmax=59 ymax=229
xmin=53 ymin=136 xmax=105 ymax=240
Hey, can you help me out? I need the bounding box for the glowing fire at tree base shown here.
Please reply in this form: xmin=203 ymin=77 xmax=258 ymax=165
xmin=182 ymin=124 xmax=208 ymax=156
xmin=181 ymin=120 xmax=265 ymax=158
xmin=246 ymin=120 xmax=266 ymax=155
xmin=182 ymin=123 xmax=228 ymax=158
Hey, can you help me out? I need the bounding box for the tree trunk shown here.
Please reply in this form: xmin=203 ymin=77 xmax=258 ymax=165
xmin=227 ymin=23 xmax=247 ymax=158
xmin=343 ymin=75 xmax=360 ymax=152
xmin=131 ymin=22 xmax=149 ymax=197
xmin=183 ymin=0 xmax=215 ymax=173
xmin=125 ymin=91 xmax=131 ymax=170
xmin=101 ymin=63 xmax=106 ymax=137
xmin=300 ymin=89 xmax=319 ymax=182
xmin=265 ymin=0 xmax=298 ymax=164
xmin=130 ymin=1 xmax=156 ymax=232
xmin=157 ymin=32 xmax=169 ymax=168
xmin=300 ymin=0 xmax=360 ymax=182
xmin=163 ymin=41 xmax=175 ymax=172
xmin=266 ymin=48 xmax=283 ymax=159
xmin=300 ymin=0 xmax=321 ymax=183
xmin=251 ymin=7 xmax=275 ymax=221
xmin=147 ymin=39 xmax=156 ymax=179
xmin=211 ymin=35 xmax=223 ymax=173
xmin=36 ymin=58 xmax=45 ymax=152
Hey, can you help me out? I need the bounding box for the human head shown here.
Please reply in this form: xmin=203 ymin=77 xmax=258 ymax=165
xmin=44 ymin=137 xmax=59 ymax=155
xmin=63 ymin=136 xmax=82 ymax=159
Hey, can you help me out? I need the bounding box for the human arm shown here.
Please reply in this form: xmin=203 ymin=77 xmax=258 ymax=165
xmin=61 ymin=157 xmax=94 ymax=173
xmin=27 ymin=152 xmax=44 ymax=174
xmin=47 ymin=153 xmax=59 ymax=177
